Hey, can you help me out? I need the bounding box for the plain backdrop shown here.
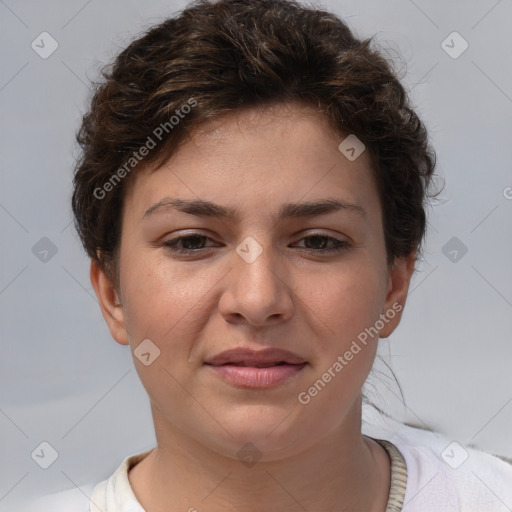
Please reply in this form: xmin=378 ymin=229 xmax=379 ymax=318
xmin=1 ymin=0 xmax=511 ymax=508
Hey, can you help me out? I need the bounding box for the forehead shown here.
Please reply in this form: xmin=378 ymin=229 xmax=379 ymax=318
xmin=123 ymin=103 xmax=380 ymax=224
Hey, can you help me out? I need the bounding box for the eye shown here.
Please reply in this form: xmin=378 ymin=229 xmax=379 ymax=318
xmin=293 ymin=233 xmax=350 ymax=254
xmin=162 ymin=232 xmax=349 ymax=256
xmin=162 ymin=234 xmax=215 ymax=254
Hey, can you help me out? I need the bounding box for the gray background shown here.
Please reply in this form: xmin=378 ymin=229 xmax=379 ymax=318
xmin=1 ymin=0 xmax=511 ymax=509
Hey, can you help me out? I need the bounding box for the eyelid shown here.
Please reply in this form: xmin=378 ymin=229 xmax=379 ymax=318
xmin=161 ymin=228 xmax=346 ymax=243
xmin=161 ymin=230 xmax=350 ymax=255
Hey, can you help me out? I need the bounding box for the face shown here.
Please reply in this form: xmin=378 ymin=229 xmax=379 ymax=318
xmin=91 ymin=102 xmax=414 ymax=461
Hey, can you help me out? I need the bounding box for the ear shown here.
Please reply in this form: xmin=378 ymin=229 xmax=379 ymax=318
xmin=89 ymin=259 xmax=129 ymax=346
xmin=379 ymin=251 xmax=416 ymax=339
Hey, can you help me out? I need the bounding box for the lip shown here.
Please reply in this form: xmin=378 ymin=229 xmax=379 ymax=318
xmin=207 ymin=363 xmax=307 ymax=388
xmin=204 ymin=347 xmax=307 ymax=389
xmin=205 ymin=347 xmax=306 ymax=366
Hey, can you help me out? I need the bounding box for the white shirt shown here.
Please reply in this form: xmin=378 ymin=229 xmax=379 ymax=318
xmin=363 ymin=412 xmax=512 ymax=511
xmin=23 ymin=413 xmax=512 ymax=512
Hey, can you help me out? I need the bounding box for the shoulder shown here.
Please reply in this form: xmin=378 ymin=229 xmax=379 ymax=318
xmin=18 ymin=485 xmax=94 ymax=512
xmin=364 ymin=412 xmax=512 ymax=511
xmin=89 ymin=449 xmax=152 ymax=511
xmin=21 ymin=450 xmax=151 ymax=512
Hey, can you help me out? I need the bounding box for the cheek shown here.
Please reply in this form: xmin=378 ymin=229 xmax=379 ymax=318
xmin=120 ymin=250 xmax=217 ymax=344
xmin=294 ymin=261 xmax=385 ymax=400
xmin=119 ymin=257 xmax=208 ymax=404
xmin=294 ymin=273 xmax=381 ymax=420
xmin=299 ymin=261 xmax=386 ymax=340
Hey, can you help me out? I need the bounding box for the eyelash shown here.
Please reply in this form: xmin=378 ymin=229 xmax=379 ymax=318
xmin=162 ymin=233 xmax=349 ymax=255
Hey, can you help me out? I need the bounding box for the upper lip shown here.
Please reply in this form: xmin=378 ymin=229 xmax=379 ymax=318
xmin=205 ymin=348 xmax=306 ymax=366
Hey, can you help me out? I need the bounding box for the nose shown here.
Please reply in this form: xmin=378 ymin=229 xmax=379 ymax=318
xmin=218 ymin=237 xmax=295 ymax=327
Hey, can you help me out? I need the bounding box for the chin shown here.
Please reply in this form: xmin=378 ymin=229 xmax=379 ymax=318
xmin=203 ymin=405 xmax=307 ymax=457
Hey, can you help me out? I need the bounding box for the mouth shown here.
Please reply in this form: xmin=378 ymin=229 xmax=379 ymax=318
xmin=204 ymin=347 xmax=307 ymax=388
xmin=204 ymin=347 xmax=306 ymax=367
xmin=206 ymin=363 xmax=307 ymax=387
xmin=208 ymin=361 xmax=290 ymax=368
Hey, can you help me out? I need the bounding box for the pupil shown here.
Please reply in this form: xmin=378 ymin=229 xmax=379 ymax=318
xmin=184 ymin=235 xmax=203 ymax=249
xmin=306 ymin=235 xmax=326 ymax=249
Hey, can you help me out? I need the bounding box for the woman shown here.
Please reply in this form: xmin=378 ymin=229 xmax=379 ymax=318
xmin=69 ymin=0 xmax=511 ymax=510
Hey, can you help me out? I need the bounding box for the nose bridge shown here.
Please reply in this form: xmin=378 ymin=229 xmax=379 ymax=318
xmin=234 ymin=234 xmax=282 ymax=293
xmin=222 ymin=232 xmax=294 ymax=324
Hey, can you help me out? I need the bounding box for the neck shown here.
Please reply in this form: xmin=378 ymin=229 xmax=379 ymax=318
xmin=129 ymin=400 xmax=391 ymax=512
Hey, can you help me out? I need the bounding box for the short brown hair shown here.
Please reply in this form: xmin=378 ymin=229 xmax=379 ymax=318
xmin=71 ymin=0 xmax=440 ymax=287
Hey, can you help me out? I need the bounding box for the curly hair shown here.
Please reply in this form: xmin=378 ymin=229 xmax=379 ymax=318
xmin=71 ymin=0 xmax=440 ymax=288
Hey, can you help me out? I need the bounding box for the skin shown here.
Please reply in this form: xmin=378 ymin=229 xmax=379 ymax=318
xmin=91 ymin=102 xmax=416 ymax=512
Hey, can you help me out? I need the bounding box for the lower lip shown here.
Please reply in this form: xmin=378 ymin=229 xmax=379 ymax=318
xmin=206 ymin=363 xmax=307 ymax=388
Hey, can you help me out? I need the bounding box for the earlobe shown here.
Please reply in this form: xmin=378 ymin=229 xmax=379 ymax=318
xmin=379 ymin=251 xmax=416 ymax=339
xmin=89 ymin=259 xmax=130 ymax=346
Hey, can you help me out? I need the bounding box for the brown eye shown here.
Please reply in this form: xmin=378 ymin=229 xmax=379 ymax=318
xmin=295 ymin=234 xmax=349 ymax=254
xmin=163 ymin=234 xmax=215 ymax=254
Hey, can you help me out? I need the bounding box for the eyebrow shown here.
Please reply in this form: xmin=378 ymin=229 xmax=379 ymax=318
xmin=142 ymin=197 xmax=367 ymax=223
